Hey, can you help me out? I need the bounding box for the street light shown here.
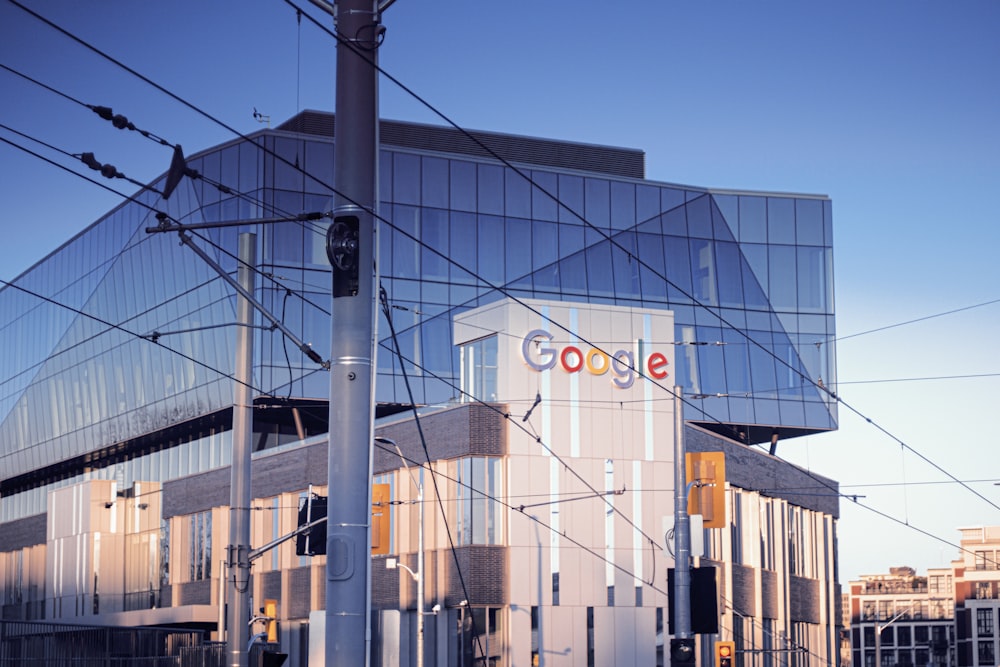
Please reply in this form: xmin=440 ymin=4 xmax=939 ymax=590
xmin=875 ymin=602 xmax=918 ymax=667
xmin=376 ymin=436 xmax=425 ymax=667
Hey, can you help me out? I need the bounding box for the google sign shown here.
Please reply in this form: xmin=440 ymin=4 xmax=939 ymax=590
xmin=520 ymin=328 xmax=669 ymax=389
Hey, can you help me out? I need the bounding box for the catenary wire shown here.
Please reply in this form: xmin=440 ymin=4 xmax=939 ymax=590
xmin=8 ymin=0 xmax=995 ymax=579
xmin=828 ymin=297 xmax=1000 ymax=344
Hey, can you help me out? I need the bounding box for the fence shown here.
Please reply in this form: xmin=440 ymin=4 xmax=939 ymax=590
xmin=0 ymin=620 xmax=227 ymax=667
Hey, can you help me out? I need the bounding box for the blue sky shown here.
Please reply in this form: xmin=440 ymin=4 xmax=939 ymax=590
xmin=1 ymin=0 xmax=998 ymax=582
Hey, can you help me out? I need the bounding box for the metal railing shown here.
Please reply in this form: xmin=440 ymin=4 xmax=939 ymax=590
xmin=0 ymin=620 xmax=225 ymax=667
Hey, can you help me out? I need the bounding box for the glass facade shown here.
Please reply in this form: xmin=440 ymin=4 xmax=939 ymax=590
xmin=0 ymin=111 xmax=836 ymax=522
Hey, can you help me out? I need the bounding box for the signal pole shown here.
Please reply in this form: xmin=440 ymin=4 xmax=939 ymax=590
xmin=227 ymin=233 xmax=256 ymax=667
xmin=325 ymin=0 xmax=381 ymax=664
xmin=671 ymin=386 xmax=695 ymax=664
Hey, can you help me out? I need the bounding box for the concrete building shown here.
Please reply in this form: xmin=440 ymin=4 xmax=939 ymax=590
xmin=847 ymin=566 xmax=955 ymax=667
xmin=953 ymin=527 xmax=1000 ymax=667
xmin=846 ymin=528 xmax=1000 ymax=667
xmin=0 ymin=111 xmax=840 ymax=665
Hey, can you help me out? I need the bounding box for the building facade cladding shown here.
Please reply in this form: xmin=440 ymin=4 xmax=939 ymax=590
xmin=953 ymin=527 xmax=1000 ymax=667
xmin=0 ymin=111 xmax=841 ymax=664
xmin=848 ymin=567 xmax=957 ymax=667
xmin=845 ymin=529 xmax=1000 ymax=667
xmin=0 ymin=110 xmax=836 ymax=525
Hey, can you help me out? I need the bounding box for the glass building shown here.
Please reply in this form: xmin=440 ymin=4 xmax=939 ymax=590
xmin=0 ymin=110 xmax=836 ymax=527
xmin=0 ymin=116 xmax=841 ymax=663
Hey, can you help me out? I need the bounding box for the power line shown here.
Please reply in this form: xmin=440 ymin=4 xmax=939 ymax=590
xmin=830 ymin=297 xmax=1000 ymax=344
xmin=11 ymin=0 xmax=992 ymax=588
xmin=837 ymin=372 xmax=1000 ymax=385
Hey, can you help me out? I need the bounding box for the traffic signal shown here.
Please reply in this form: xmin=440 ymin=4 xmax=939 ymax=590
xmin=327 ymin=215 xmax=360 ymax=297
xmin=715 ymin=640 xmax=735 ymax=667
xmin=670 ymin=638 xmax=696 ymax=667
xmin=264 ymin=598 xmax=278 ymax=642
xmin=686 ymin=451 xmax=726 ymax=528
xmin=295 ymin=495 xmax=327 ymax=556
xmin=371 ymin=483 xmax=391 ymax=555
xmin=294 ymin=487 xmax=392 ymax=556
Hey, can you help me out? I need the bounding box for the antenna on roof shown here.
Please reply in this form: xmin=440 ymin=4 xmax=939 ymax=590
xmin=252 ymin=107 xmax=270 ymax=127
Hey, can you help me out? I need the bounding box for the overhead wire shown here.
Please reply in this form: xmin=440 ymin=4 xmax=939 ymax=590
xmin=286 ymin=0 xmax=1000 ymax=527
xmin=6 ymin=0 xmax=995 ymax=593
xmin=827 ymin=297 xmax=1000 ymax=344
xmin=370 ymin=424 xmax=669 ymax=598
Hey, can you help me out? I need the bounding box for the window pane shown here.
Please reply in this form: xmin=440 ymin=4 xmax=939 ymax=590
xmin=393 ymin=153 xmax=420 ymax=205
xmin=767 ymin=197 xmax=795 ymax=244
xmin=477 ymin=164 xmax=503 ymax=215
xmin=422 ymin=156 xmax=448 ymax=208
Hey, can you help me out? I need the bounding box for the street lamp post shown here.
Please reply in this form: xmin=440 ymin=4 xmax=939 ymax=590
xmin=875 ymin=603 xmax=918 ymax=667
xmin=377 ymin=437 xmax=425 ymax=667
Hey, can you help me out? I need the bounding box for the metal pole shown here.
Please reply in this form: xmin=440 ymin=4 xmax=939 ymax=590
xmin=673 ymin=386 xmax=692 ymax=639
xmin=228 ymin=232 xmax=256 ymax=667
xmin=875 ymin=621 xmax=881 ymax=667
xmin=327 ymin=0 xmax=380 ymax=664
xmin=416 ymin=472 xmax=425 ymax=667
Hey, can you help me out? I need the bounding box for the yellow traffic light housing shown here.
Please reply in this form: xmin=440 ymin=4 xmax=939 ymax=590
xmin=686 ymin=451 xmax=726 ymax=529
xmin=371 ymin=483 xmax=391 ymax=555
xmin=264 ymin=598 xmax=278 ymax=642
xmin=715 ymin=640 xmax=735 ymax=667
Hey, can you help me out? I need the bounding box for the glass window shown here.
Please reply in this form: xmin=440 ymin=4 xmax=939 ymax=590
xmin=584 ymin=178 xmax=610 ymax=228
xmin=978 ymin=608 xmax=994 ymax=636
xmin=585 ymin=241 xmax=614 ymax=298
xmin=477 ymin=164 xmax=503 ymax=215
xmin=978 ymin=640 xmax=994 ymax=666
xmin=530 ymin=170 xmax=558 ymax=221
xmin=610 ymin=232 xmax=641 ymax=300
xmin=455 ymin=456 xmax=503 ymax=545
xmin=797 ymin=247 xmax=828 ymax=312
xmin=610 ymin=181 xmax=635 ymax=231
xmin=477 ymin=215 xmax=504 ymax=284
xmin=449 ymin=212 xmax=477 ymax=285
xmin=450 ymin=160 xmax=476 ymax=212
xmin=716 ymin=242 xmax=744 ymax=308
xmin=505 ymin=218 xmax=532 ymax=289
xmin=393 ymin=153 xmax=420 ymax=205
xmin=504 ymin=167 xmax=531 ymax=219
xmin=767 ymin=197 xmax=795 ymax=244
xmin=636 ymin=232 xmax=667 ymax=301
xmin=768 ymin=245 xmax=797 ymax=311
xmin=690 ymin=239 xmax=717 ymax=306
xmin=421 ymin=156 xmax=449 ymax=208
xmin=976 ymin=582 xmax=992 ymax=599
xmin=795 ymin=199 xmax=825 ymax=246
xmin=188 ymin=510 xmax=212 ymax=582
xmin=460 ymin=335 xmax=497 ymax=403
xmin=662 ymin=206 xmax=686 ymax=237
xmin=420 ymin=208 xmax=449 ymax=281
xmin=686 ymin=195 xmax=713 ymax=239
xmin=636 ymin=185 xmax=661 ymax=229
xmin=391 ymin=205 xmax=420 ymax=279
xmin=532 ymin=221 xmax=559 ymax=274
xmin=303 ymin=140 xmax=334 ymax=194
xmin=738 ymin=196 xmax=767 ymax=243
xmin=269 ymin=139 xmax=299 ymax=192
xmin=558 ymin=174 xmax=584 ymax=223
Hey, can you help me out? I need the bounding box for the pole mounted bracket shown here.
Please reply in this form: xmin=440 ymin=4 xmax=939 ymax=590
xmin=327 ymin=215 xmax=360 ymax=298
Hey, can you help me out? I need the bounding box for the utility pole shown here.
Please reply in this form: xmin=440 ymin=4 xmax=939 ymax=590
xmin=671 ymin=386 xmax=695 ymax=664
xmin=325 ymin=0 xmax=381 ymax=664
xmin=227 ymin=232 xmax=256 ymax=667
